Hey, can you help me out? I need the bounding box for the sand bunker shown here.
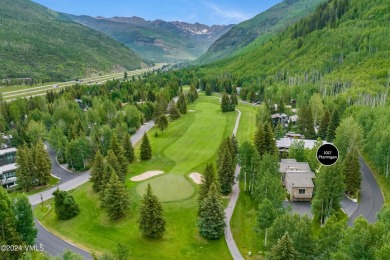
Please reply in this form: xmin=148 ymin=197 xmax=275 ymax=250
xmin=188 ymin=110 xmax=195 ymax=112
xmin=189 ymin=173 xmax=203 ymax=184
xmin=131 ymin=171 xmax=164 ymax=181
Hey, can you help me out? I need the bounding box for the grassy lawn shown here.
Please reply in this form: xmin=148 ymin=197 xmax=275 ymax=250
xmin=35 ymin=94 xmax=236 ymax=259
xmin=231 ymin=184 xmax=263 ymax=260
xmin=8 ymin=176 xmax=60 ymax=198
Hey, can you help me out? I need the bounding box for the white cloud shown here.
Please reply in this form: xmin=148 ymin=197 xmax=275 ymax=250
xmin=204 ymin=1 xmax=251 ymax=23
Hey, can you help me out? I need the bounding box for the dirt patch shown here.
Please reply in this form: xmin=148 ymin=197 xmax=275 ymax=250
xmin=189 ymin=173 xmax=203 ymax=184
xmin=131 ymin=171 xmax=164 ymax=181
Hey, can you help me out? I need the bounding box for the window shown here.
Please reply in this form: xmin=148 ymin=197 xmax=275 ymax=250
xmin=298 ymin=188 xmax=305 ymax=194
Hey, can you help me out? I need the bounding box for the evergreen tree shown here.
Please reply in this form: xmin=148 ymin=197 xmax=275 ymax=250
xmin=326 ymin=109 xmax=340 ymax=142
xmin=168 ymin=101 xmax=180 ymax=120
xmin=90 ymin=150 xmax=105 ymax=192
xmin=12 ymin=193 xmax=37 ymax=245
xmin=198 ymin=164 xmax=217 ymax=214
xmin=15 ymin=144 xmax=34 ymax=192
xmin=264 ymin=122 xmax=277 ymax=155
xmin=270 ymin=232 xmax=300 ymax=260
xmin=312 ymin=163 xmax=345 ymax=224
xmin=106 ymin=149 xmax=124 ymax=182
xmin=99 ymin=164 xmax=116 ymax=204
xmin=221 ymin=93 xmax=230 ymax=112
xmin=140 ymin=133 xmax=152 ymax=160
xmin=177 ymin=92 xmax=187 ymax=114
xmin=231 ymin=135 xmax=238 ymax=155
xmin=123 ymin=133 xmax=135 ymax=163
xmin=53 ymin=188 xmax=80 ymax=220
xmin=205 ymin=83 xmax=212 ymax=96
xmin=109 ymin=134 xmax=127 ymax=181
xmin=33 ymin=141 xmax=51 ymax=186
xmin=254 ymin=122 xmax=267 ymax=157
xmin=198 ymin=183 xmax=226 ymax=240
xmin=0 ymin=187 xmax=25 ymax=260
xmin=343 ymin=147 xmax=361 ymax=196
xmin=139 ymin=184 xmax=166 ymax=238
xmin=318 ymin=109 xmax=330 ymax=140
xmin=218 ymin=145 xmax=235 ymax=195
xmin=157 ymin=114 xmax=168 ymax=134
xmin=103 ymin=172 xmax=130 ymax=220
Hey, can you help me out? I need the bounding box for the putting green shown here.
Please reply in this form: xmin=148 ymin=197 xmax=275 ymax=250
xmin=136 ymin=174 xmax=195 ymax=202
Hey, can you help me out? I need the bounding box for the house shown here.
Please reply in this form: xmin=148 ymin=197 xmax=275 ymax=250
xmin=279 ymin=159 xmax=315 ymax=202
xmin=271 ymin=113 xmax=289 ymax=127
xmin=276 ymin=137 xmax=331 ymax=153
xmin=0 ymin=147 xmax=18 ymax=189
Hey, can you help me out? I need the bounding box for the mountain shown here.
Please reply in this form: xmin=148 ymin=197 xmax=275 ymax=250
xmin=65 ymin=14 xmax=233 ymax=63
xmin=0 ymin=0 xmax=143 ymax=83
xmin=196 ymin=0 xmax=326 ymax=64
xmin=198 ymin=0 xmax=390 ymax=103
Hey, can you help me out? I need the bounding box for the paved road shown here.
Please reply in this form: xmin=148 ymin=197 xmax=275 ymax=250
xmin=347 ymin=156 xmax=384 ymax=225
xmin=224 ymin=109 xmax=245 ymax=260
xmin=30 ymin=120 xmax=155 ymax=258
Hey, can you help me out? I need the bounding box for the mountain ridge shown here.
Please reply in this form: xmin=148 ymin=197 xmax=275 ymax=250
xmin=66 ymin=14 xmax=233 ymax=63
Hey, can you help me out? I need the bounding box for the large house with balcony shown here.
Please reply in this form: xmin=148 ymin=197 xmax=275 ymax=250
xmin=279 ymin=159 xmax=315 ymax=202
xmin=0 ymin=147 xmax=17 ymax=188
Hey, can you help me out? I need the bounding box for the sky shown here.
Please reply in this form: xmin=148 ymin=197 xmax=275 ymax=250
xmin=32 ymin=0 xmax=283 ymax=25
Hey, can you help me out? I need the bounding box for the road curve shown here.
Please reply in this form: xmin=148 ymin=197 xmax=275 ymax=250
xmin=224 ymin=109 xmax=245 ymax=260
xmin=30 ymin=120 xmax=155 ymax=258
xmin=347 ymin=156 xmax=384 ymax=225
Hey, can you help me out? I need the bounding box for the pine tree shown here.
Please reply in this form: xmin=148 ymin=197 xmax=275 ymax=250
xmin=326 ymin=109 xmax=340 ymax=142
xmin=231 ymin=135 xmax=238 ymax=154
xmin=106 ymin=149 xmax=124 ymax=181
xmin=52 ymin=188 xmax=80 ymax=220
xmin=177 ymin=92 xmax=187 ymax=114
xmin=157 ymin=114 xmax=168 ymax=134
xmin=264 ymin=122 xmax=277 ymax=155
xmin=168 ymin=101 xmax=180 ymax=120
xmin=318 ymin=109 xmax=330 ymax=140
xmin=109 ymin=134 xmax=128 ymax=181
xmin=270 ymin=232 xmax=300 ymax=260
xmin=205 ymin=83 xmax=212 ymax=96
xmin=138 ymin=184 xmax=166 ymax=238
xmin=90 ymin=151 xmax=105 ymax=192
xmin=218 ymin=145 xmax=235 ymax=195
xmin=33 ymin=141 xmax=51 ymax=186
xmin=99 ymin=164 xmax=116 ymax=204
xmin=15 ymin=144 xmax=34 ymax=192
xmin=103 ymin=172 xmax=130 ymax=220
xmin=343 ymin=147 xmax=361 ymax=196
xmin=123 ymin=133 xmax=135 ymax=163
xmin=221 ymin=93 xmax=230 ymax=112
xmin=198 ymin=164 xmax=217 ymax=214
xmin=0 ymin=187 xmax=25 ymax=260
xmin=140 ymin=133 xmax=152 ymax=160
xmin=254 ymin=122 xmax=267 ymax=157
xmin=198 ymin=183 xmax=226 ymax=240
xmin=12 ymin=193 xmax=37 ymax=245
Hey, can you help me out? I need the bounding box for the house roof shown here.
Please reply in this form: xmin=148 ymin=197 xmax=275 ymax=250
xmin=271 ymin=113 xmax=281 ymax=119
xmin=0 ymin=163 xmax=17 ymax=173
xmin=286 ymin=172 xmax=315 ymax=188
xmin=0 ymin=147 xmax=17 ymax=156
xmin=279 ymin=159 xmax=312 ymax=173
xmin=276 ymin=138 xmax=331 ymax=150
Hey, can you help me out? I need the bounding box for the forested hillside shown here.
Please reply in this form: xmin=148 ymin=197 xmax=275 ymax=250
xmin=0 ymin=0 xmax=143 ymax=84
xmin=191 ymin=0 xmax=390 ymax=187
xmin=196 ymin=0 xmax=325 ymax=64
xmin=66 ymin=14 xmax=233 ymax=63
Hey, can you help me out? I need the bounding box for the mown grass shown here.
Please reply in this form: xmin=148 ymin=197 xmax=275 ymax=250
xmin=35 ymin=94 xmax=236 ymax=259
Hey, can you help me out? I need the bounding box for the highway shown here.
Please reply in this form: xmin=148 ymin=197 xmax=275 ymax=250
xmin=2 ymin=64 xmax=165 ymax=101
